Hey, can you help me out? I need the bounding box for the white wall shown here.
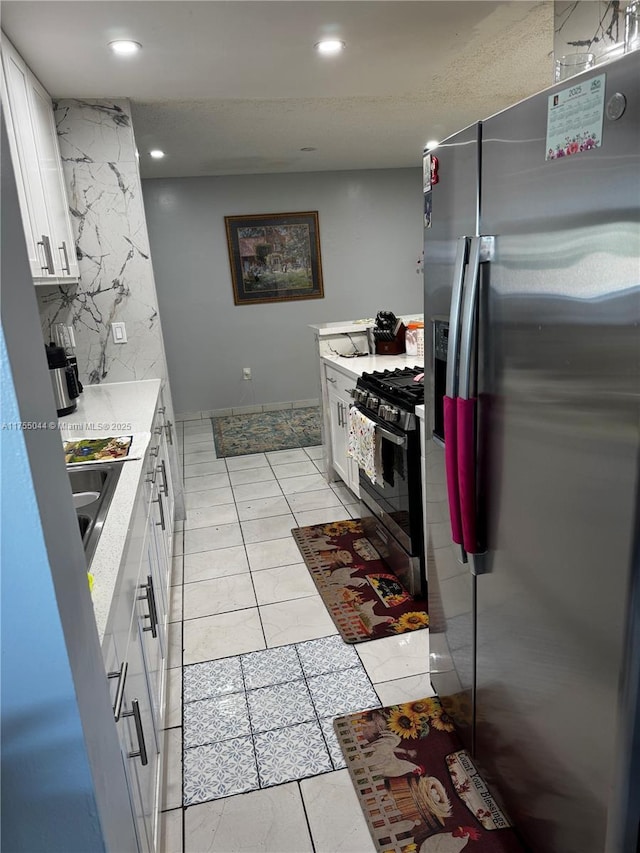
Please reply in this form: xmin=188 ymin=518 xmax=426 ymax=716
xmin=142 ymin=168 xmax=423 ymax=414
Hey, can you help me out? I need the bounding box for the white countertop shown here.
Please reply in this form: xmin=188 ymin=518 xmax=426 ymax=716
xmin=322 ymin=352 xmax=424 ymax=381
xmin=310 ymin=319 xmax=375 ymax=335
xmin=310 ymin=314 xmax=424 ymax=337
xmin=59 ymin=379 xmax=161 ymax=641
xmin=416 ymin=404 xmax=425 ymax=420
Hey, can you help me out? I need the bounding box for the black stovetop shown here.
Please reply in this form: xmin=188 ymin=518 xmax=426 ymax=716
xmin=357 ymin=366 xmax=424 ymax=410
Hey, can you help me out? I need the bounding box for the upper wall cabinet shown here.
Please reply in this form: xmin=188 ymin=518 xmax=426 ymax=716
xmin=1 ymin=33 xmax=79 ymax=283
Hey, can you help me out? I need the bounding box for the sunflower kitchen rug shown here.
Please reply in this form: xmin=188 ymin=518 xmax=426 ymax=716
xmin=334 ymin=696 xmax=526 ymax=853
xmin=291 ymin=519 xmax=429 ymax=643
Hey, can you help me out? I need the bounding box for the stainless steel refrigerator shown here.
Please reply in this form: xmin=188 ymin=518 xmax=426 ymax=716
xmin=423 ymin=52 xmax=639 ymax=853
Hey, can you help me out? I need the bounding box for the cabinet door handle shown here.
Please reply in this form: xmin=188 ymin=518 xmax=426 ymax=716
xmin=154 ymin=425 xmax=163 ymax=436
xmin=38 ymin=235 xmax=55 ymax=274
xmin=153 ymin=493 xmax=166 ymax=531
xmin=164 ymin=420 xmax=173 ymax=445
xmin=107 ymin=660 xmax=128 ymax=721
xmin=158 ymin=460 xmax=169 ymax=497
xmin=157 ymin=406 xmax=166 ymax=415
xmin=58 ymin=241 xmax=71 ymax=274
xmin=336 ymin=401 xmax=342 ymax=427
xmin=138 ymin=577 xmax=158 ymax=638
xmin=123 ymin=700 xmax=148 ymax=766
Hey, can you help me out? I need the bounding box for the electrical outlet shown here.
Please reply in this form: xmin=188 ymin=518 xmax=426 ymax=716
xmin=243 ymin=367 xmax=252 ymax=380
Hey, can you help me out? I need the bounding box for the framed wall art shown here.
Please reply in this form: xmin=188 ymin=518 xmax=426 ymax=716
xmin=224 ymin=211 xmax=324 ymax=305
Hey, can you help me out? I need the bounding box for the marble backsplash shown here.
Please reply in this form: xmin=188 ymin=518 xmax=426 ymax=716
xmin=37 ymin=99 xmax=166 ymax=385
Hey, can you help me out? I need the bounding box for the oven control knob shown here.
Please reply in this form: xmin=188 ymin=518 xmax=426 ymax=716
xmin=385 ymin=406 xmax=400 ymax=423
xmin=356 ymin=389 xmax=367 ymax=404
xmin=367 ymin=395 xmax=379 ymax=412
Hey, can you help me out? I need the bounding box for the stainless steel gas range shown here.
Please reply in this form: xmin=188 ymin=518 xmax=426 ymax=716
xmin=350 ymin=366 xmax=425 ymax=597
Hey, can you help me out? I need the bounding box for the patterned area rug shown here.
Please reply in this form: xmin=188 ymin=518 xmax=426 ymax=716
xmin=212 ymin=406 xmax=321 ymax=457
xmin=334 ymin=696 xmax=525 ymax=853
xmin=291 ymin=519 xmax=429 ymax=643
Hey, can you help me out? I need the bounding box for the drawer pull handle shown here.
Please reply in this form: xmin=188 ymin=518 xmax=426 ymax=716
xmin=158 ymin=460 xmax=169 ymax=497
xmin=38 ymin=234 xmax=55 ymax=274
xmin=138 ymin=575 xmax=158 ymax=638
xmin=327 ymin=376 xmax=337 ymax=384
xmin=153 ymin=493 xmax=166 ymax=531
xmin=107 ymin=660 xmax=128 ymax=721
xmin=59 ymin=241 xmax=71 ymax=274
xmin=123 ymin=700 xmax=148 ymax=766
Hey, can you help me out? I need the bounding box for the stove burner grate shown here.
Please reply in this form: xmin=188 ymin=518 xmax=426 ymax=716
xmin=357 ymin=366 xmax=424 ymax=410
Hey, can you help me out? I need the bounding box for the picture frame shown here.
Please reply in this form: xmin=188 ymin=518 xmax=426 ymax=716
xmin=224 ymin=211 xmax=324 ymax=306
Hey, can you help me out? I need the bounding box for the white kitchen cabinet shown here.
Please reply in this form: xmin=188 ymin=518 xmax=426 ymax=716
xmin=1 ymin=33 xmax=79 ymax=282
xmin=118 ymin=575 xmax=162 ymax=853
xmin=102 ymin=399 xmax=175 ymax=852
xmin=325 ymin=363 xmax=360 ymax=497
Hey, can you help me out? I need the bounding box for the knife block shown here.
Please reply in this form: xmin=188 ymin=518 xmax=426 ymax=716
xmin=375 ymin=323 xmax=406 ymax=355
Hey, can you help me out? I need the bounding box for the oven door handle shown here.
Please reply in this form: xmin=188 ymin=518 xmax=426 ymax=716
xmin=375 ymin=425 xmax=406 ymax=448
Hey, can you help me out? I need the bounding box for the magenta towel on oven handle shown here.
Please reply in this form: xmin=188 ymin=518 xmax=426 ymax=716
xmin=443 ymin=395 xmax=462 ymax=544
xmin=457 ymin=396 xmax=477 ymax=554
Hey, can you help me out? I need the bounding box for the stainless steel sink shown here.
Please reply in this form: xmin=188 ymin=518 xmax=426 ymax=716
xmin=69 ymin=468 xmax=108 ymax=508
xmin=68 ymin=462 xmax=124 ymax=565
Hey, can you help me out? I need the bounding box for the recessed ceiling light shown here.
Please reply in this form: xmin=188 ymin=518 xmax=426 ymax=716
xmin=108 ymin=40 xmax=142 ymax=56
xmin=149 ymin=150 xmax=165 ymax=159
xmin=425 ymin=140 xmax=439 ymax=151
xmin=315 ymin=39 xmax=346 ymax=56
xmin=300 ymin=147 xmax=317 ymax=152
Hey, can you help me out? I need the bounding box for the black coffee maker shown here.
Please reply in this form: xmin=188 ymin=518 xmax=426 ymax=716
xmin=45 ymin=342 xmax=80 ymax=416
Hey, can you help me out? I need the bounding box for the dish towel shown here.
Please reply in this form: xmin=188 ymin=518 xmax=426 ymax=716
xmin=347 ymin=405 xmax=382 ymax=484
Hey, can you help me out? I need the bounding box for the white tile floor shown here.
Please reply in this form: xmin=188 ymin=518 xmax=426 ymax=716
xmin=160 ymin=417 xmax=433 ymax=853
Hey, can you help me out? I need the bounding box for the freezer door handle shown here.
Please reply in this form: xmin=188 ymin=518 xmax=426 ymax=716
xmin=457 ymin=396 xmax=478 ymax=554
xmin=442 ymin=237 xmax=469 ymax=551
xmin=445 ymin=236 xmax=469 ymax=398
xmin=444 ymin=396 xmax=463 ymax=545
xmin=456 ymin=235 xmax=494 ymax=555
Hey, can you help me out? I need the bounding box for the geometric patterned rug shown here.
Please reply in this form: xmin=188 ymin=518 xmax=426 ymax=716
xmin=212 ymin=406 xmax=321 ymax=457
xmin=292 ymin=519 xmax=429 ymax=643
xmin=334 ymin=696 xmax=526 ymax=853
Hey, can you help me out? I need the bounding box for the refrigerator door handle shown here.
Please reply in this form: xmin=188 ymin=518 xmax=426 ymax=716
xmin=458 ymin=236 xmax=493 ymax=399
xmin=457 ymin=235 xmax=494 ymax=556
xmin=443 ymin=236 xmax=469 ymax=550
xmin=445 ymin=236 xmax=468 ymax=398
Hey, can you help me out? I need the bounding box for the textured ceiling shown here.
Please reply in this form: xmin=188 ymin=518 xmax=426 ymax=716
xmin=1 ymin=1 xmax=554 ymax=178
